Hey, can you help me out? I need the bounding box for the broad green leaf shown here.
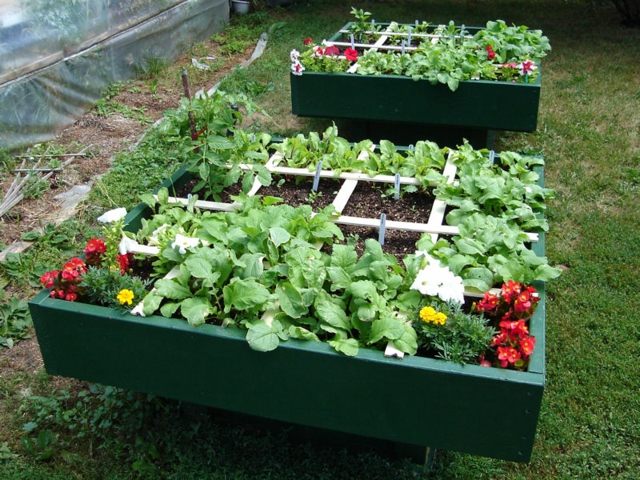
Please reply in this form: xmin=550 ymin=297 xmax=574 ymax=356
xmin=331 ymin=244 xmax=358 ymax=269
xmin=223 ymin=278 xmax=271 ymax=312
xmin=326 ymin=266 xmax=352 ymax=291
xmin=142 ymin=293 xmax=162 ymax=316
xmin=155 ymin=279 xmax=192 ymax=300
xmin=315 ymin=296 xmax=350 ymax=331
xmin=288 ymin=326 xmax=319 ymax=342
xmin=180 ymin=297 xmax=212 ymax=326
xmin=246 ymin=320 xmax=282 ymax=352
xmin=369 ymin=315 xmax=405 ymax=344
xmin=184 ymin=256 xmax=213 ymax=279
xmin=276 ymin=282 xmax=308 ymax=319
xmin=328 ymin=337 xmax=359 ymax=356
xmin=160 ymin=302 xmax=180 ymax=317
xmin=348 ymin=280 xmax=378 ymax=300
xmin=236 ymin=253 xmax=264 ymax=279
xmin=269 ymin=227 xmax=291 ymax=248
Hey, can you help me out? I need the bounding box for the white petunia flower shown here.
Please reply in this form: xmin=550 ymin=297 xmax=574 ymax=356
xmin=290 ymin=49 xmax=300 ymax=62
xmin=171 ymin=234 xmax=200 ymax=255
xmin=410 ymin=254 xmax=465 ymax=305
xmin=118 ymin=236 xmax=138 ymax=255
xmin=291 ymin=60 xmax=305 ymax=76
xmin=97 ymin=207 xmax=127 ymax=223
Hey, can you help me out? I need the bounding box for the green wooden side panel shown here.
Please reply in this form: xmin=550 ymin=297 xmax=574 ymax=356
xmin=291 ymin=72 xmax=541 ymax=132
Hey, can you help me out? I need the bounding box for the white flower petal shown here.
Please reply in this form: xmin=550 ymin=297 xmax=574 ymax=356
xmin=97 ymin=207 xmax=127 ymax=224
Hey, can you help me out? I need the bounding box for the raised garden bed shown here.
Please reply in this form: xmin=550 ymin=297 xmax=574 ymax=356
xmin=291 ymin=17 xmax=549 ymax=134
xmin=30 ymin=138 xmax=551 ymax=463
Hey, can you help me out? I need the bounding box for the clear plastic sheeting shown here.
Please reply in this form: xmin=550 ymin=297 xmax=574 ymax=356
xmin=0 ymin=0 xmax=229 ymax=149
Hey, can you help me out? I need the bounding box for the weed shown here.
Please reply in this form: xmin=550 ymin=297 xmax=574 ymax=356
xmin=94 ymin=99 xmax=151 ymax=124
xmin=0 ymin=298 xmax=32 ymax=349
xmin=134 ymin=57 xmax=168 ymax=80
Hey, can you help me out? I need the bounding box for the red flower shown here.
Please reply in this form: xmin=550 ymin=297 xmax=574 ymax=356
xmin=520 ymin=336 xmax=536 ymax=356
xmin=61 ymin=257 xmax=87 ymax=281
xmin=84 ymin=238 xmax=106 ymax=266
xmin=476 ymin=292 xmax=499 ymax=313
xmin=303 ymin=37 xmax=313 ymax=45
xmin=497 ymin=346 xmax=521 ymax=367
xmin=344 ymin=47 xmax=358 ymax=62
xmin=514 ymin=291 xmax=533 ymax=314
xmin=324 ymin=45 xmax=340 ymax=56
xmin=485 ymin=45 xmax=496 ymax=60
xmin=65 ymin=292 xmax=78 ymax=302
xmin=501 ymin=280 xmax=522 ymax=304
xmin=117 ymin=253 xmax=134 ymax=275
xmin=40 ymin=270 xmax=60 ymax=289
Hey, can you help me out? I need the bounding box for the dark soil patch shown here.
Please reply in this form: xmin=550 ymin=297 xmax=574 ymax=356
xmin=341 ymin=182 xmax=433 ymax=223
xmin=338 ymin=225 xmax=422 ymax=261
xmin=256 ymin=175 xmax=340 ymax=210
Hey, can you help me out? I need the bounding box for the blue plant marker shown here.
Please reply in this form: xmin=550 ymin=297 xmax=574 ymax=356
xmin=312 ymin=160 xmax=323 ymax=192
xmin=489 ymin=150 xmax=496 ymax=163
xmin=401 ymin=40 xmax=405 ymax=54
xmin=350 ymin=34 xmax=355 ymax=49
xmin=407 ymin=26 xmax=412 ymax=46
xmin=378 ymin=213 xmax=387 ymax=245
xmin=460 ymin=24 xmax=465 ymax=37
xmin=415 ymin=19 xmax=419 ymax=26
xmin=394 ymin=173 xmax=401 ymax=200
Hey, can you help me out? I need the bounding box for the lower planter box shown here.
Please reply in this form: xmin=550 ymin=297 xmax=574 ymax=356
xmin=29 ymin=168 xmax=547 ymax=463
xmin=290 ymin=71 xmax=541 ymax=132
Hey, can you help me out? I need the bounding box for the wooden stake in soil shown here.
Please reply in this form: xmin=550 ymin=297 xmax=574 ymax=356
xmin=181 ymin=68 xmax=198 ymax=140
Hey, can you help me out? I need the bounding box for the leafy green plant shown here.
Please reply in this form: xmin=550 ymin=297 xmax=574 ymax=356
xmin=0 ymin=298 xmax=32 ymax=348
xmin=416 ymin=213 xmax=561 ymax=292
xmin=414 ymin=302 xmax=495 ymax=364
xmin=435 ymin=143 xmax=553 ymax=231
xmin=80 ymin=267 xmax=150 ymax=309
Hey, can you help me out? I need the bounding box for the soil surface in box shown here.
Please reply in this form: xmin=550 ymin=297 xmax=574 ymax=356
xmin=256 ymin=175 xmax=340 ymax=210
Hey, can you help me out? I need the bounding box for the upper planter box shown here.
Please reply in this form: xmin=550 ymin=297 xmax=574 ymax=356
xmin=29 ymin=166 xmax=547 ymax=464
xmin=291 ymin=21 xmax=544 ymax=132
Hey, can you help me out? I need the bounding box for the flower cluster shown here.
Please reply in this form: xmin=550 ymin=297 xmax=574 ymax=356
xmin=84 ymin=238 xmax=106 ymax=266
xmin=485 ymin=44 xmax=496 ymax=60
xmin=476 ymin=281 xmax=539 ymax=369
xmin=419 ymin=306 xmax=447 ymax=326
xmin=40 ymin=208 xmax=138 ymax=304
xmin=291 ymin=37 xmax=359 ymax=76
xmin=410 ymin=253 xmax=465 ymax=305
xmin=40 ymin=257 xmax=87 ymax=301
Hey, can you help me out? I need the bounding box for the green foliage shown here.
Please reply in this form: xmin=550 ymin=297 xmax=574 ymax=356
xmin=0 ymin=298 xmax=32 ymax=348
xmin=79 ymin=268 xmax=150 ymax=309
xmin=414 ymin=302 xmax=495 ymax=364
xmin=436 ymin=143 xmax=553 ymax=231
xmin=417 ymin=213 xmax=561 ymax=292
xmin=351 ymin=19 xmax=551 ymax=91
xmin=274 ymin=125 xmax=445 ymax=188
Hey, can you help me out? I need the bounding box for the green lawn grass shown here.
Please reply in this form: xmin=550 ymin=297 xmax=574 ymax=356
xmin=1 ymin=0 xmax=640 ymax=478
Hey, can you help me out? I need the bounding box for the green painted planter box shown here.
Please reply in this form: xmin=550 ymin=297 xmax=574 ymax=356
xmin=28 ymin=168 xmax=547 ymax=463
xmin=291 ymin=23 xmax=542 ymax=132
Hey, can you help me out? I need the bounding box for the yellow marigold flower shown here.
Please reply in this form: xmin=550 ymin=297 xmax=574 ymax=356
xmin=419 ymin=306 xmax=447 ymax=326
xmin=117 ymin=288 xmax=134 ymax=306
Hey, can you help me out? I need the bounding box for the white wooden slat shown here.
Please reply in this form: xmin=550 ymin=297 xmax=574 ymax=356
xmin=332 ymin=179 xmax=359 ymax=213
xmin=240 ymin=163 xmax=421 ymax=186
xmin=331 ymin=41 xmax=418 ymax=52
xmin=426 ymin=151 xmax=457 ymax=243
xmin=127 ymin=242 xmax=160 ymax=256
xmin=338 ymin=28 xmax=474 ymax=40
